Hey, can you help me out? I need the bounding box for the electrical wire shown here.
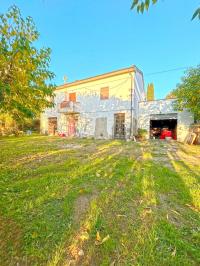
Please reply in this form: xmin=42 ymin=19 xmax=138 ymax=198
xmin=57 ymin=77 xmax=131 ymax=93
xmin=145 ymin=66 xmax=193 ymax=76
xmin=57 ymin=76 xmax=129 ymax=91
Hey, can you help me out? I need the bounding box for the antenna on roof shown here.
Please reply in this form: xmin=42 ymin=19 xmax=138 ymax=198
xmin=63 ymin=75 xmax=68 ymax=84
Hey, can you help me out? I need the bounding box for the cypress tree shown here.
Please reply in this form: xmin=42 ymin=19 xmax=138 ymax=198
xmin=147 ymin=83 xmax=155 ymax=101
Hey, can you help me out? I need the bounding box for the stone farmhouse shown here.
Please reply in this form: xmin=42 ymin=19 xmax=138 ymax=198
xmin=40 ymin=66 xmax=193 ymax=142
xmin=40 ymin=66 xmax=145 ymax=139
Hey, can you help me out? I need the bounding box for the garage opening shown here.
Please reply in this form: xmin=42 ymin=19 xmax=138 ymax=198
xmin=150 ymin=114 xmax=177 ymax=140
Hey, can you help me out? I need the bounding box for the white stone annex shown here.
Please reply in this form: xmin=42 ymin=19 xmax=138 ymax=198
xmin=40 ymin=66 xmax=193 ymax=142
xmin=139 ymin=99 xmax=194 ymax=142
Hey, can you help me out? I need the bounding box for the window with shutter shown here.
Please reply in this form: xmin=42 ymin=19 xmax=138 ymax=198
xmin=100 ymin=87 xmax=109 ymax=100
xmin=69 ymin=92 xmax=76 ymax=102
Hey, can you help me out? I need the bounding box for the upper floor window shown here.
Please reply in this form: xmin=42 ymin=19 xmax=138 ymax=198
xmin=100 ymin=87 xmax=109 ymax=100
xmin=69 ymin=92 xmax=76 ymax=102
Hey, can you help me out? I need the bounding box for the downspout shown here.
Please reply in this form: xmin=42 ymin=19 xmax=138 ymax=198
xmin=130 ymin=72 xmax=133 ymax=139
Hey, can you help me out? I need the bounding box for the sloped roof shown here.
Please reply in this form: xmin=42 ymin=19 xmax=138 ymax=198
xmin=56 ymin=66 xmax=138 ymax=91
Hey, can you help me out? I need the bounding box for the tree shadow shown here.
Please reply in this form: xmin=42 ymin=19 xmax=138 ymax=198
xmin=2 ymin=139 xmax=199 ymax=266
xmin=2 ymin=140 xmax=128 ymax=266
xmin=132 ymin=140 xmax=199 ymax=265
xmin=46 ymin=141 xmax=135 ymax=266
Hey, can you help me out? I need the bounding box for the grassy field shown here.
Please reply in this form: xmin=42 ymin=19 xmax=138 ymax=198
xmin=0 ymin=135 xmax=200 ymax=266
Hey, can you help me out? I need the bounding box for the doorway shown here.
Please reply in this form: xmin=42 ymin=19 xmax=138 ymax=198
xmin=48 ymin=117 xmax=57 ymax=135
xmin=114 ymin=113 xmax=125 ymax=139
xmin=95 ymin=117 xmax=108 ymax=139
xmin=67 ymin=114 xmax=78 ymax=137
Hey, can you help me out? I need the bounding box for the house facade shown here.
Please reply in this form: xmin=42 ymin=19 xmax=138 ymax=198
xmin=40 ymin=66 xmax=146 ymax=139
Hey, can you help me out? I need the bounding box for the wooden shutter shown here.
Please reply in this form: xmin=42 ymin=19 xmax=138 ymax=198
xmin=100 ymin=87 xmax=109 ymax=100
xmin=69 ymin=92 xmax=76 ymax=102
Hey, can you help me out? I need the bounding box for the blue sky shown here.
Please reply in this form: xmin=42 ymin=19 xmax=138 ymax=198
xmin=1 ymin=0 xmax=200 ymax=99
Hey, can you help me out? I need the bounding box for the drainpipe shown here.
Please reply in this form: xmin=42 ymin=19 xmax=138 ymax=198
xmin=130 ymin=73 xmax=133 ymax=139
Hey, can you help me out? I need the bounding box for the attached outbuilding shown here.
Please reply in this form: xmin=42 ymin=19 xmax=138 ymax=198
xmin=138 ymin=99 xmax=194 ymax=142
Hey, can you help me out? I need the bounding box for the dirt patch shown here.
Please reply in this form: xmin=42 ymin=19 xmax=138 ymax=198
xmin=0 ymin=217 xmax=23 ymax=266
xmin=152 ymin=157 xmax=174 ymax=170
xmin=148 ymin=141 xmax=181 ymax=170
xmin=156 ymin=194 xmax=193 ymax=228
xmin=73 ymin=193 xmax=97 ymax=224
xmin=58 ymin=144 xmax=83 ymax=149
xmin=60 ymin=192 xmax=99 ymax=266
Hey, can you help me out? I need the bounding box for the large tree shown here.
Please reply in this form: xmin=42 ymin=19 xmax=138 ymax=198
xmin=0 ymin=6 xmax=55 ymax=123
xmin=172 ymin=66 xmax=200 ymax=121
xmin=131 ymin=0 xmax=200 ymax=20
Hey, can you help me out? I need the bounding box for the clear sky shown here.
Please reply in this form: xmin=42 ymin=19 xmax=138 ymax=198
xmin=1 ymin=0 xmax=200 ymax=99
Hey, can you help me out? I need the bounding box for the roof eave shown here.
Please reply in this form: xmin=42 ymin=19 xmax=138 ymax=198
xmin=56 ymin=66 xmax=136 ymax=91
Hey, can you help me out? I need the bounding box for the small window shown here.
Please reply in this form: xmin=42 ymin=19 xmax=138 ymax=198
xmin=100 ymin=87 xmax=109 ymax=100
xmin=69 ymin=92 xmax=76 ymax=102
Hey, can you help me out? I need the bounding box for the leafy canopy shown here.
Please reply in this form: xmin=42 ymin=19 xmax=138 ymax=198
xmin=173 ymin=66 xmax=200 ymax=121
xmin=131 ymin=0 xmax=200 ymax=20
xmin=165 ymin=91 xmax=176 ymax=100
xmin=0 ymin=5 xmax=55 ymax=122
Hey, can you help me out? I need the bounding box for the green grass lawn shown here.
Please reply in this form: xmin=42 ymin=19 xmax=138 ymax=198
xmin=0 ymin=136 xmax=200 ymax=266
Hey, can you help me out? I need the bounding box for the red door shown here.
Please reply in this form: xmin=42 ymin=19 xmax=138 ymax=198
xmin=68 ymin=116 xmax=76 ymax=136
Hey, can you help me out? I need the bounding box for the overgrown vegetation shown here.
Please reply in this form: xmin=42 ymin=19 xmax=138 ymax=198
xmin=172 ymin=65 xmax=200 ymax=121
xmin=0 ymin=114 xmax=40 ymax=136
xmin=0 ymin=136 xmax=199 ymax=265
xmin=166 ymin=91 xmax=176 ymax=100
xmin=137 ymin=128 xmax=148 ymax=140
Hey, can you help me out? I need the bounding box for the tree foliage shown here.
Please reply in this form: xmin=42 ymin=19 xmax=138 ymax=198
xmin=147 ymin=83 xmax=155 ymax=101
xmin=165 ymin=91 xmax=176 ymax=99
xmin=172 ymin=66 xmax=200 ymax=121
xmin=131 ymin=0 xmax=200 ymax=20
xmin=0 ymin=6 xmax=55 ymax=122
xmin=131 ymin=0 xmax=158 ymax=13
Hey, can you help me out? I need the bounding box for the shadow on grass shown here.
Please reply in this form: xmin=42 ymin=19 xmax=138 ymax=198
xmin=82 ymin=141 xmax=200 ymax=266
xmin=0 ymin=140 xmax=127 ymax=266
xmin=1 ymin=139 xmax=199 ymax=266
xmin=58 ymin=141 xmax=200 ymax=266
xmin=133 ymin=141 xmax=200 ymax=266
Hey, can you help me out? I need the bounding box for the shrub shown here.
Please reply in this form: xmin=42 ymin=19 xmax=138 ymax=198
xmin=137 ymin=128 xmax=148 ymax=140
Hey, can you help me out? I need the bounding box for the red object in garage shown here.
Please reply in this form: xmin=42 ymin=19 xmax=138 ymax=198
xmin=160 ymin=129 xmax=172 ymax=139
